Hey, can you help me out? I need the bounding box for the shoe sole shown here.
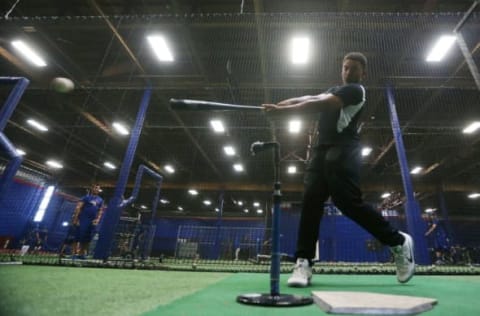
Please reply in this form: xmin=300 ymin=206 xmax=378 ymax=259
xmin=398 ymin=233 xmax=415 ymax=283
xmin=287 ymin=277 xmax=312 ymax=288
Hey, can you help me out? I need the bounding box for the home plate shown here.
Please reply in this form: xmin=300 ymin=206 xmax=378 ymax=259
xmin=312 ymin=291 xmax=437 ymax=315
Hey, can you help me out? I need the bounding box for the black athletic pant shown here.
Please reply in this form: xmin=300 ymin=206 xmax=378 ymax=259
xmin=295 ymin=144 xmax=404 ymax=260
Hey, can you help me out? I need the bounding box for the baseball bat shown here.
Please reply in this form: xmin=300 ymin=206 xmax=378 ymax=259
xmin=170 ymin=98 xmax=262 ymax=111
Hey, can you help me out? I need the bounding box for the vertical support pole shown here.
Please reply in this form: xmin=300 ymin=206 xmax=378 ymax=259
xmin=270 ymin=181 xmax=281 ymax=296
xmin=0 ymin=77 xmax=29 ymax=202
xmin=214 ymin=191 xmax=224 ymax=260
xmin=94 ymin=88 xmax=152 ymax=259
xmin=385 ymin=85 xmax=430 ymax=264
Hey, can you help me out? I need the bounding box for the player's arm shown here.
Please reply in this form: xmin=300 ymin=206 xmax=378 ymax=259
xmin=425 ymin=223 xmax=437 ymax=236
xmin=71 ymin=201 xmax=84 ymax=225
xmin=263 ymin=93 xmax=343 ymax=116
xmin=276 ymin=95 xmax=317 ymax=106
xmin=93 ymin=204 xmax=105 ymax=225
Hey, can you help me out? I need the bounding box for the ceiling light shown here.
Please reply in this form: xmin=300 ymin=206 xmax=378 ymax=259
xmin=46 ymin=160 xmax=63 ymax=169
xmin=244 ymin=209 xmax=249 ymax=213
xmin=112 ymin=122 xmax=129 ymax=135
xmin=188 ymin=189 xmax=198 ymax=195
xmin=426 ymin=35 xmax=456 ymax=62
xmin=253 ymin=202 xmax=260 ymax=207
xmin=291 ymin=37 xmax=310 ymax=64
xmin=424 ymin=208 xmax=436 ymax=213
xmin=146 ymin=35 xmax=174 ymax=62
xmin=16 ymin=149 xmax=26 ymax=156
xmin=410 ymin=166 xmax=423 ymax=174
xmin=256 ymin=209 xmax=263 ymax=214
xmin=203 ymin=200 xmax=212 ymax=205
xmin=468 ymin=193 xmax=480 ymax=199
xmin=237 ymin=201 xmax=243 ymax=206
xmin=62 ymin=221 xmax=69 ymax=227
xmin=223 ymin=145 xmax=235 ymax=156
xmin=381 ymin=192 xmax=391 ymax=199
xmin=140 ymin=205 xmax=147 ymax=209
xmin=287 ymin=165 xmax=297 ymax=174
xmin=11 ymin=40 xmax=47 ymax=67
xmin=362 ymin=147 xmax=372 ymax=157
xmin=160 ymin=199 xmax=169 ymax=204
xmin=210 ymin=120 xmax=225 ymax=133
xmin=289 ymin=120 xmax=301 ymax=133
xmin=214 ymin=207 xmax=219 ymax=212
xmin=462 ymin=121 xmax=480 ymax=134
xmin=233 ymin=163 xmax=244 ymax=172
xmin=103 ymin=161 xmax=116 ymax=169
xmin=26 ymin=119 xmax=48 ymax=132
xmin=177 ymin=206 xmax=183 ymax=211
xmin=164 ymin=164 xmax=175 ymax=174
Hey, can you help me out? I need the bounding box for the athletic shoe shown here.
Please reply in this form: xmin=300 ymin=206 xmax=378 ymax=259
xmin=390 ymin=232 xmax=415 ymax=283
xmin=287 ymin=258 xmax=312 ymax=287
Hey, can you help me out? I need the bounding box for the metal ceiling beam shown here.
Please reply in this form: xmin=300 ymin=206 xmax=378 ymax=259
xmin=62 ymin=179 xmax=479 ymax=193
xmin=87 ymin=0 xmax=223 ymax=179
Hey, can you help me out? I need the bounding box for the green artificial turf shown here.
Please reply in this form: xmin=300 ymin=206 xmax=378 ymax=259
xmin=0 ymin=265 xmax=230 ymax=316
xmin=144 ymin=273 xmax=480 ymax=316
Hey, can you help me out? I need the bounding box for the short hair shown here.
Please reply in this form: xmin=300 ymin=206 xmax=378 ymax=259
xmin=343 ymin=52 xmax=367 ymax=70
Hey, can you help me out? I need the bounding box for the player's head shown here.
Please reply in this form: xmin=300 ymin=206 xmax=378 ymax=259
xmin=91 ymin=184 xmax=101 ymax=195
xmin=342 ymin=52 xmax=367 ymax=84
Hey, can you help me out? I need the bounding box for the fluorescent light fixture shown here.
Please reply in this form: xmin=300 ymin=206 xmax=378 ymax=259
xmin=62 ymin=221 xmax=69 ymax=227
xmin=425 ymin=208 xmax=436 ymax=213
xmin=26 ymin=119 xmax=48 ymax=132
xmin=381 ymin=192 xmax=391 ymax=199
xmin=203 ymin=200 xmax=212 ymax=206
xmin=104 ymin=161 xmax=116 ymax=169
xmin=287 ymin=165 xmax=297 ymax=174
xmin=177 ymin=206 xmax=183 ymax=211
xmin=233 ymin=163 xmax=244 ymax=172
xmin=210 ymin=120 xmax=225 ymax=133
xmin=289 ymin=120 xmax=301 ymax=133
xmin=160 ymin=199 xmax=169 ymax=204
xmin=146 ymin=35 xmax=174 ymax=62
xmin=468 ymin=193 xmax=480 ymax=199
xmin=411 ymin=166 xmax=423 ymax=174
xmin=188 ymin=189 xmax=198 ymax=195
xmin=164 ymin=164 xmax=175 ymax=174
xmin=11 ymin=40 xmax=47 ymax=67
xmin=256 ymin=209 xmax=263 ymax=214
xmin=223 ymin=145 xmax=235 ymax=156
xmin=462 ymin=121 xmax=480 ymax=134
xmin=291 ymin=37 xmax=310 ymax=64
xmin=112 ymin=122 xmax=129 ymax=135
xmin=426 ymin=35 xmax=456 ymax=62
xmin=244 ymin=209 xmax=249 ymax=213
xmin=46 ymin=160 xmax=63 ymax=169
xmin=140 ymin=205 xmax=147 ymax=209
xmin=33 ymin=185 xmax=55 ymax=222
xmin=16 ymin=149 xmax=26 ymax=156
xmin=362 ymin=147 xmax=372 ymax=157
xmin=253 ymin=202 xmax=260 ymax=207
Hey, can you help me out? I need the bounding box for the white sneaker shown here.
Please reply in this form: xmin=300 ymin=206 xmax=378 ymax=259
xmin=287 ymin=258 xmax=312 ymax=287
xmin=390 ymin=232 xmax=415 ymax=283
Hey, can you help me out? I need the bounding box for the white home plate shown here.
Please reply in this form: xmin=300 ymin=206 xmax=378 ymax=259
xmin=312 ymin=291 xmax=437 ymax=315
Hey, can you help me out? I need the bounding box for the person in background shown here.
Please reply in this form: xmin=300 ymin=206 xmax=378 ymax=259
xmin=425 ymin=212 xmax=449 ymax=264
xmin=71 ymin=184 xmax=104 ymax=259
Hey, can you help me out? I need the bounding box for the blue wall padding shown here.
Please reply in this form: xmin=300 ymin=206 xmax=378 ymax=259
xmin=0 ymin=179 xmax=44 ymax=241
